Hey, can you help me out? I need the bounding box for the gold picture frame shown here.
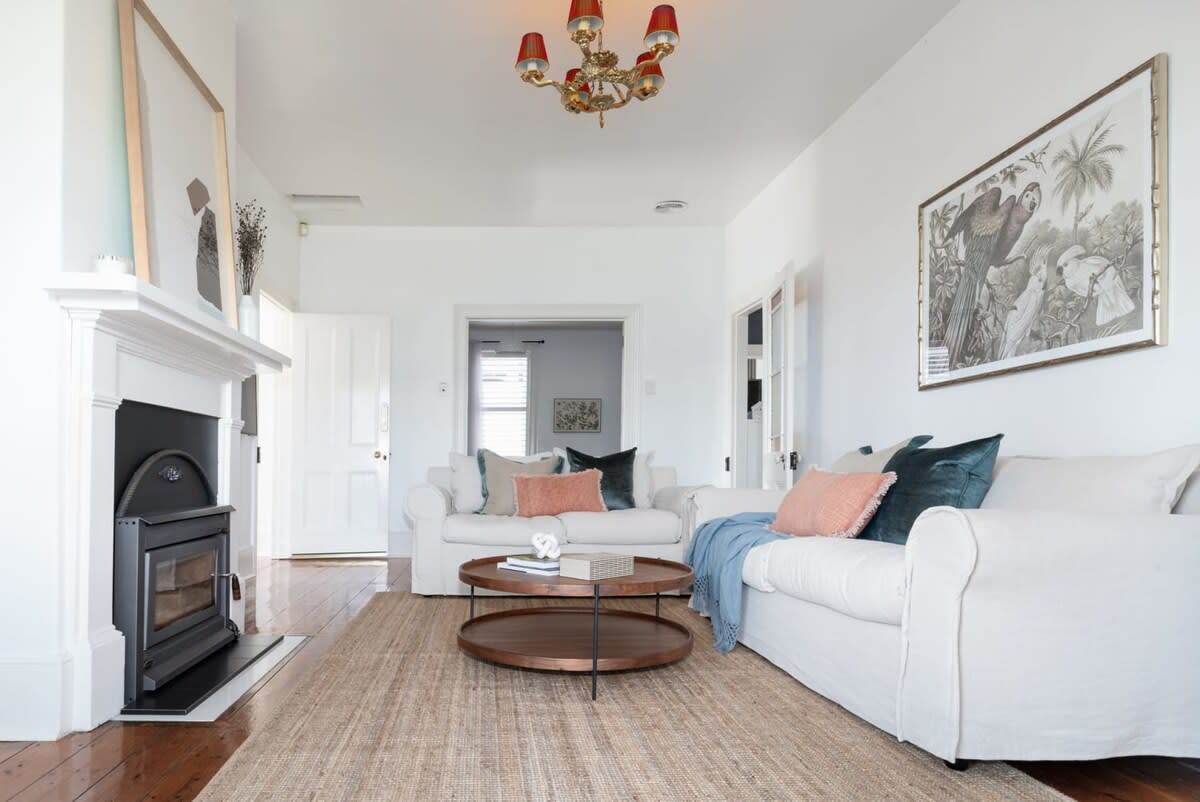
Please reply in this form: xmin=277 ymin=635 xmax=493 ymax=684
xmin=917 ymin=54 xmax=1167 ymax=390
xmin=118 ymin=0 xmax=239 ymax=330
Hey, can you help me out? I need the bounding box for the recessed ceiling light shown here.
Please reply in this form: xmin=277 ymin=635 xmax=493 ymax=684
xmin=654 ymin=200 xmax=689 ymax=214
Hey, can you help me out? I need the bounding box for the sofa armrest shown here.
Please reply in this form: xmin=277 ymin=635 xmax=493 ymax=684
xmin=898 ymin=506 xmax=1200 ymax=761
xmin=405 ymin=483 xmax=451 ymax=523
xmin=686 ymin=487 xmax=786 ymax=530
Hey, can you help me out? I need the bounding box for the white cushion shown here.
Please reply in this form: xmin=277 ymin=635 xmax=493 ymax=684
xmin=447 ymin=450 xmax=562 ymax=514
xmin=743 ymin=537 xmax=906 ymax=625
xmin=1176 ymin=470 xmax=1200 ymax=515
xmin=982 ymin=446 xmax=1200 ymax=514
xmin=829 ymin=437 xmax=927 ymax=473
xmin=442 ymin=513 xmax=564 ymax=546
xmin=557 ymin=509 xmax=681 ymax=545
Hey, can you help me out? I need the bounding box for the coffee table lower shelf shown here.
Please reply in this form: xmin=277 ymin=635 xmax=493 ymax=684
xmin=457 ymin=607 xmax=693 ymax=673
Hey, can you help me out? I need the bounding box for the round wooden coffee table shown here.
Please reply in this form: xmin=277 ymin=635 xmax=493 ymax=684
xmin=457 ymin=556 xmax=694 ymax=699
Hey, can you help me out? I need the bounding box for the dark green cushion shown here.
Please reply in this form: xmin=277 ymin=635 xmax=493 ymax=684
xmin=566 ymin=447 xmax=637 ymax=510
xmin=858 ymin=434 xmax=1004 ymax=545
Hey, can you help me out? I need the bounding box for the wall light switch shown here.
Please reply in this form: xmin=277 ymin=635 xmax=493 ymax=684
xmin=438 ymin=382 xmax=449 ymax=396
xmin=644 ymin=379 xmax=657 ymax=396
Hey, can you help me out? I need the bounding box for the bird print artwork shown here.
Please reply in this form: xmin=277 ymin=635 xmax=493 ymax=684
xmin=919 ymin=58 xmax=1162 ymax=388
xmin=942 ymin=183 xmax=1042 ymax=367
xmin=1056 ymin=245 xmax=1136 ymax=326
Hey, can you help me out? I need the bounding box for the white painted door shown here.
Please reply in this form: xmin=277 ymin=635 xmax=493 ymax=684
xmin=291 ymin=314 xmax=390 ymax=554
xmin=762 ymin=270 xmax=798 ymax=489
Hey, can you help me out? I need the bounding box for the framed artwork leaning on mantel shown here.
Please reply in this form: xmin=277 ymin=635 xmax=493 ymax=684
xmin=118 ymin=0 xmax=239 ymax=330
xmin=917 ymin=54 xmax=1167 ymax=390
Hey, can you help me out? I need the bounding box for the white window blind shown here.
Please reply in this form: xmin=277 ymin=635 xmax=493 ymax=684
xmin=478 ymin=352 xmax=530 ymax=457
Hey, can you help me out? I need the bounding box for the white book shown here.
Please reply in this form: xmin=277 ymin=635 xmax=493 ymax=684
xmin=505 ymin=554 xmax=560 ymax=570
xmin=499 ymin=562 xmax=559 ymax=576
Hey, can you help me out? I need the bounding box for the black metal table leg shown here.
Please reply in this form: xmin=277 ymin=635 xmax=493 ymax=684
xmin=655 ymin=592 xmax=661 ymax=618
xmin=591 ymin=584 xmax=600 ymax=700
xmin=469 ymin=585 xmax=475 ymax=620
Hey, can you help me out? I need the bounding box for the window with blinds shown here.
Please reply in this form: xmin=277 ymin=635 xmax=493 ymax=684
xmin=477 ymin=352 xmax=530 ymax=457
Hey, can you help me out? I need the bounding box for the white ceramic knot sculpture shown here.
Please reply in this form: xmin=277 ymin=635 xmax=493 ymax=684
xmin=531 ymin=532 xmax=562 ymax=560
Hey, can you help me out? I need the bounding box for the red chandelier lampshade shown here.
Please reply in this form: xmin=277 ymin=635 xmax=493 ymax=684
xmin=635 ymin=51 xmax=665 ymax=91
xmin=515 ymin=32 xmax=549 ymax=74
xmin=567 ymin=0 xmax=604 ymax=34
xmin=565 ymin=68 xmax=591 ymax=95
xmin=644 ymin=5 xmax=679 ymax=49
xmin=563 ymin=68 xmax=592 ymax=112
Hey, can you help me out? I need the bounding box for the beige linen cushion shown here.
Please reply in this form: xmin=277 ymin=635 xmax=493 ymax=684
xmin=448 ymin=450 xmax=559 ymax=513
xmin=829 ymin=436 xmax=932 ymax=473
xmin=479 ymin=450 xmax=562 ymax=515
xmin=982 ymin=445 xmax=1200 ymax=514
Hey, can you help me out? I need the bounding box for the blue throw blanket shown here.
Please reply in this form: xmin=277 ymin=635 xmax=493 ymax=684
xmin=685 ymin=512 xmax=784 ymax=653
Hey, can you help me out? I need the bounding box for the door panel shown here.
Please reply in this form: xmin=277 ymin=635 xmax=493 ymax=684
xmin=291 ymin=314 xmax=390 ymax=554
xmin=763 ymin=273 xmax=797 ymax=489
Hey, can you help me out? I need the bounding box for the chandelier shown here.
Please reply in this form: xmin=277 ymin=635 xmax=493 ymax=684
xmin=514 ymin=1 xmax=679 ymax=128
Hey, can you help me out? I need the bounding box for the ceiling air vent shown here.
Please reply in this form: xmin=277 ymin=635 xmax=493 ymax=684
xmin=654 ymin=200 xmax=689 ymax=214
xmin=288 ymin=194 xmax=364 ymax=212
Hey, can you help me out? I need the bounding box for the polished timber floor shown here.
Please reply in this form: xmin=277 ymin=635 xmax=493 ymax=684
xmin=1 ymin=558 xmax=1196 ymax=801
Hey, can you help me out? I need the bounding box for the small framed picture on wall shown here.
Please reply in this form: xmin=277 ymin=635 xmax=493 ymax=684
xmin=553 ymin=399 xmax=601 ymax=433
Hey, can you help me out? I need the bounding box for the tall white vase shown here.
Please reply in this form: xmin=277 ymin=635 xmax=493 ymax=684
xmin=238 ymin=294 xmax=260 ymax=339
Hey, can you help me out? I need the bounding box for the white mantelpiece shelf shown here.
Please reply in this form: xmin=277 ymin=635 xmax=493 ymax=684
xmin=46 ymin=273 xmax=290 ymax=377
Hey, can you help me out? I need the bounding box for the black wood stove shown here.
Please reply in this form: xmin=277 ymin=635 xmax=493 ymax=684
xmin=114 ymin=449 xmax=239 ymax=709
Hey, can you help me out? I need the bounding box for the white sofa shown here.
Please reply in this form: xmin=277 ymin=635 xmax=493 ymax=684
xmin=406 ymin=465 xmax=694 ymax=595
xmin=687 ymin=457 xmax=1200 ymax=763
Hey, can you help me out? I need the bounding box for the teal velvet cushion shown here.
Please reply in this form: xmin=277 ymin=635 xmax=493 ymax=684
xmin=858 ymin=434 xmax=1004 ymax=545
xmin=566 ymin=447 xmax=637 ymax=510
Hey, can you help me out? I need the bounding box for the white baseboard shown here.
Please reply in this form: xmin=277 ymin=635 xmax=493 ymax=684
xmin=389 ymin=529 xmax=412 ymax=558
xmin=0 ymin=651 xmax=72 ymax=741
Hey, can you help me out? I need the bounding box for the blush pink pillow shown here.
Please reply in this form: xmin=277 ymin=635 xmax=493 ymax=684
xmin=513 ymin=469 xmax=607 ymax=517
xmin=768 ymin=467 xmax=898 ymax=538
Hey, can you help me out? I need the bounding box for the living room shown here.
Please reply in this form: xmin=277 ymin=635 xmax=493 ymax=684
xmin=2 ymin=0 xmax=1198 ymax=799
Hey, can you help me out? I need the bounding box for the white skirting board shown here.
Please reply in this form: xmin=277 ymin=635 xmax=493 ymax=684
xmin=114 ymin=636 xmax=305 ymax=723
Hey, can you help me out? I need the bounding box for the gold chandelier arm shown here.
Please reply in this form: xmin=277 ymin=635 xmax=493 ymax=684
xmin=522 ymin=73 xmax=565 ymax=91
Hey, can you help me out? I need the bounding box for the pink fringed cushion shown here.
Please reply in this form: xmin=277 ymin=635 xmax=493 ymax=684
xmin=513 ymin=469 xmax=607 ymax=518
xmin=769 ymin=467 xmax=898 ymax=538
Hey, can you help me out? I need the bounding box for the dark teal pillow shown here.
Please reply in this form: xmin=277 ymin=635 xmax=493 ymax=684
xmin=566 ymin=447 xmax=637 ymax=510
xmin=858 ymin=434 xmax=1003 ymax=545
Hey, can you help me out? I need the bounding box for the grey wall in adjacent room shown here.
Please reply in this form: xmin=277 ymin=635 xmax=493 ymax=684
xmin=469 ymin=324 xmax=623 ymax=457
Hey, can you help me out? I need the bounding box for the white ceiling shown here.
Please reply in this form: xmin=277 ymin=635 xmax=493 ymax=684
xmin=235 ymin=1 xmax=958 ymax=226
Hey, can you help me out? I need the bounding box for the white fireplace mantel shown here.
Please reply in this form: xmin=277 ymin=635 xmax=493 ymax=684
xmin=46 ymin=273 xmax=289 ymax=378
xmin=37 ymin=272 xmax=289 ymax=738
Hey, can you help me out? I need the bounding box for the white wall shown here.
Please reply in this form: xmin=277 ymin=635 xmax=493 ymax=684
xmin=299 ymin=226 xmax=727 ymax=549
xmin=724 ymin=0 xmax=1200 ymax=467
xmin=469 ymin=325 xmax=624 ymax=456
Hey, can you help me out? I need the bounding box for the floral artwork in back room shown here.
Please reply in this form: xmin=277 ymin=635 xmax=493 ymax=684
xmin=918 ymin=55 xmax=1167 ymax=389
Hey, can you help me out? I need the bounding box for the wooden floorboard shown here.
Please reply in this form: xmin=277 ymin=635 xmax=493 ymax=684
xmin=1 ymin=555 xmax=1194 ymax=801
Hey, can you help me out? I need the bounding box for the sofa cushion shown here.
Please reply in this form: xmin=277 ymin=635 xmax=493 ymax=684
xmin=829 ymin=435 xmax=932 ymax=473
xmin=743 ymin=537 xmax=906 ymax=625
xmin=859 ymin=434 xmax=1003 ymax=545
xmin=514 ymin=470 xmax=606 ymax=517
xmin=982 ymin=446 xmax=1200 ymax=514
xmin=448 ymin=450 xmax=562 ymax=514
xmin=769 ymin=467 xmax=897 ymax=538
xmin=442 ymin=513 xmax=565 ymax=546
xmin=567 ymin=447 xmax=637 ymax=510
xmin=557 ymin=509 xmax=681 ymax=545
xmin=479 ymin=450 xmax=564 ymax=515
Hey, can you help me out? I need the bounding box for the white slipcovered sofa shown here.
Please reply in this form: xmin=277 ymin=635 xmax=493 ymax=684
xmin=406 ymin=464 xmax=694 ymax=595
xmin=687 ymin=454 xmax=1200 ymax=763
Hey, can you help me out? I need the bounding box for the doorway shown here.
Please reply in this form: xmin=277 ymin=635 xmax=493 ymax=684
xmin=730 ymin=269 xmax=808 ymax=489
xmin=467 ymin=322 xmax=624 ymax=457
xmin=453 ymin=305 xmax=642 ymax=456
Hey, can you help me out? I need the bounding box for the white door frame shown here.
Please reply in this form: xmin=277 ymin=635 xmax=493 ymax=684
xmin=729 ymin=264 xmax=796 ymax=488
xmin=452 ymin=304 xmax=643 ymax=454
xmin=257 ymin=292 xmax=294 ymax=560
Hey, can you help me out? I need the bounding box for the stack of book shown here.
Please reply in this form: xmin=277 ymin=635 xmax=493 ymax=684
xmin=498 ymin=554 xmax=560 ymax=576
xmin=558 ymin=553 xmax=635 ymax=581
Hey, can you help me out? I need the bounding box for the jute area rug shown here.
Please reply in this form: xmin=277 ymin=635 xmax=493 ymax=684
xmin=199 ymin=592 xmax=1066 ymax=801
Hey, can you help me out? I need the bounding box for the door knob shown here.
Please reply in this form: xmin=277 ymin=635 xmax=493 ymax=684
xmin=374 ymin=450 xmax=381 ymax=459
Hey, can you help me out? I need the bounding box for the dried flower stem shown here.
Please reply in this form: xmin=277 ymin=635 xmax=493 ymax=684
xmin=235 ymin=200 xmax=268 ymax=296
